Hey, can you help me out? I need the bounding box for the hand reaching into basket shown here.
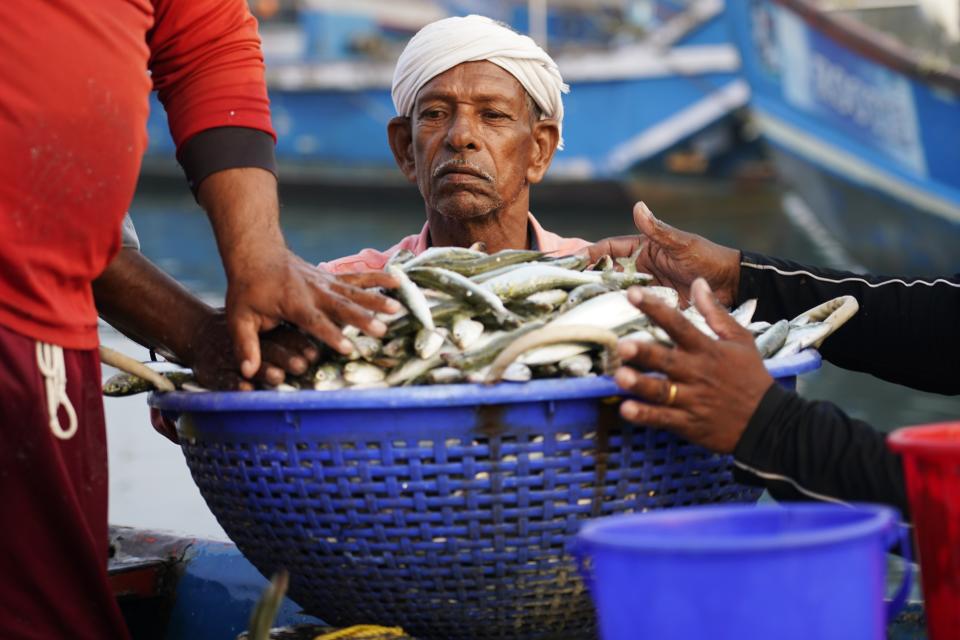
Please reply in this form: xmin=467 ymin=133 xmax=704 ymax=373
xmin=578 ymin=202 xmax=742 ymax=308
xmin=614 ymin=278 xmax=774 ymax=453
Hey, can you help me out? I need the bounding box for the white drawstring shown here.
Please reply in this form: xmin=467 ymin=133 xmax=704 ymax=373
xmin=35 ymin=341 xmax=78 ymax=440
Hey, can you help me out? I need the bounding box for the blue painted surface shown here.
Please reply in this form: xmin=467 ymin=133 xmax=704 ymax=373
xmin=726 ymin=0 xmax=960 ymax=273
xmin=165 ymin=539 xmax=321 ymax=640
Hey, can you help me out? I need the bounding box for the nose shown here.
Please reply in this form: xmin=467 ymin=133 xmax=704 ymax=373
xmin=445 ymin=110 xmax=480 ymax=152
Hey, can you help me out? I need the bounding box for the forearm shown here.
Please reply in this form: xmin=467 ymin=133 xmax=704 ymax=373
xmin=197 ymin=167 xmax=285 ymax=280
xmin=738 ymin=252 xmax=960 ymax=393
xmin=733 ymin=384 xmax=909 ymax=518
xmin=93 ymin=247 xmax=215 ymax=363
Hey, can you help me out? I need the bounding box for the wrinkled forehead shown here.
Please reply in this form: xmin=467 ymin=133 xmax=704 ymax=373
xmin=413 ymin=61 xmax=530 ymax=108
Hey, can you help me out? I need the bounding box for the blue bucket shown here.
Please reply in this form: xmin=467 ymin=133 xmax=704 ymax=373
xmin=574 ymin=504 xmax=912 ymax=640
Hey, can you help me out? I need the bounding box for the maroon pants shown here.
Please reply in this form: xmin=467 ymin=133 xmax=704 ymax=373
xmin=0 ymin=324 xmax=129 ymax=639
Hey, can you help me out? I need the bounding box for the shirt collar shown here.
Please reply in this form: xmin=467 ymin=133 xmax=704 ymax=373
xmin=414 ymin=212 xmax=551 ymax=253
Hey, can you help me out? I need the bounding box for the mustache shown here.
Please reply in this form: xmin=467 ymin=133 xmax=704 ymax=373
xmin=432 ymin=159 xmax=494 ymax=182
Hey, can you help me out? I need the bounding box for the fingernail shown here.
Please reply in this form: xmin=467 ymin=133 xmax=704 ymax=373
xmin=338 ymin=339 xmax=354 ymax=353
xmin=241 ymin=360 xmax=255 ymax=377
xmin=614 ymin=366 xmax=636 ymax=388
xmin=620 ymin=400 xmax=640 ymax=421
xmin=304 ymin=347 xmax=319 ymax=362
xmin=627 ymin=287 xmax=644 ymax=305
xmin=617 ymin=341 xmax=637 ymax=359
xmin=385 ymin=300 xmax=402 ymax=313
xmin=289 ymin=357 xmax=307 ymax=375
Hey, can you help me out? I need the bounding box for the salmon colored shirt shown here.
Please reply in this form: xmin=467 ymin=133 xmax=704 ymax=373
xmin=319 ymin=213 xmax=590 ymax=273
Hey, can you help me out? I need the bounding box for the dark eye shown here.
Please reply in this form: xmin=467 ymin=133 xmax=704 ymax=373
xmin=484 ymin=110 xmax=508 ymax=120
xmin=420 ymin=108 xmax=445 ymax=121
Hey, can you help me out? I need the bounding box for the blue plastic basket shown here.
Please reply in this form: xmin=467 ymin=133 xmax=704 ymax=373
xmin=150 ymin=350 xmax=820 ymax=640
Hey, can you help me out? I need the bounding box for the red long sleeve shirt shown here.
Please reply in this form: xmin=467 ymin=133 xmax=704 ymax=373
xmin=0 ymin=0 xmax=275 ymax=349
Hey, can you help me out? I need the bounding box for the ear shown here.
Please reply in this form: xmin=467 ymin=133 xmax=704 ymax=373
xmin=387 ymin=116 xmax=418 ymax=183
xmin=525 ymin=119 xmax=560 ymax=184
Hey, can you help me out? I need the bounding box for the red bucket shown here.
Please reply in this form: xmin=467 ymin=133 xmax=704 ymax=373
xmin=889 ymin=421 xmax=960 ymax=640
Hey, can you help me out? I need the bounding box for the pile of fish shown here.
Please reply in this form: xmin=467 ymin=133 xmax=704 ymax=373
xmin=102 ymin=247 xmax=857 ymax=396
xmin=262 ymin=247 xmax=854 ymax=391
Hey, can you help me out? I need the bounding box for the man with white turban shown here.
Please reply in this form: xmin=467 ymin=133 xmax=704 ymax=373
xmin=321 ymin=14 xmax=590 ymax=273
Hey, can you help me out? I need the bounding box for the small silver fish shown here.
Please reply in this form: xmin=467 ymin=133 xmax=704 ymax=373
xmin=313 ymin=363 xmax=345 ymax=390
xmin=385 ymin=248 xmax=415 ymax=268
xmin=102 ymin=370 xmax=194 ymax=397
xmin=777 ymin=321 xmax=833 ymax=356
xmin=559 ymin=354 xmax=594 ymax=377
xmin=642 ymin=286 xmax=680 ymax=308
xmin=444 ymin=322 xmax=545 ymax=371
xmin=427 ymin=367 xmax=465 ymax=384
xmin=382 ymin=336 xmax=411 ymax=358
xmin=619 ymin=328 xmax=660 ymax=345
xmin=343 ymin=361 xmax=386 ymax=385
xmin=601 ymin=270 xmax=654 ymax=289
xmin=746 ymin=320 xmax=772 ymax=336
xmin=559 ymin=282 xmax=614 ymax=312
xmin=520 ymin=292 xmax=643 ymax=365
xmin=501 ymin=362 xmax=532 ymax=382
xmin=755 ymin=319 xmax=790 ymax=359
xmin=400 ymin=246 xmax=486 ymax=270
xmin=348 ymin=335 xmax=382 ymax=361
xmin=406 ymin=266 xmax=520 ymax=327
xmin=467 ymin=362 xmax=531 ymax=383
xmin=731 ymin=298 xmax=758 ymax=328
xmin=590 ymin=255 xmax=614 ymax=271
xmin=481 ymin=264 xmax=603 ymax=300
xmin=385 ymin=353 xmax=446 ymax=386
xmin=415 ymin=327 xmax=445 ymax=359
xmin=451 ymin=315 xmax=484 ymax=350
xmin=527 ymin=288 xmax=568 ymax=308
xmin=387 ymin=264 xmax=436 ymax=333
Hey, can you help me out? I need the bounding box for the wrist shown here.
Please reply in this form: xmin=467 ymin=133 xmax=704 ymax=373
xmin=171 ymin=303 xmax=221 ymax=367
xmin=198 ymin=167 xmax=285 ymax=275
xmin=717 ymin=248 xmax=742 ymax=307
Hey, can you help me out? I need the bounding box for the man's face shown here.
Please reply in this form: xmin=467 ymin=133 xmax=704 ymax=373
xmin=407 ymin=61 xmax=540 ymax=220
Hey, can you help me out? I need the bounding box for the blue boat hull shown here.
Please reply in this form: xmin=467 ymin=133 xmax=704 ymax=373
xmin=770 ymin=146 xmax=960 ymax=276
xmin=143 ymin=5 xmax=761 ymax=186
xmin=727 ymin=0 xmax=960 ymax=275
xmin=146 ymin=73 xmax=750 ymax=183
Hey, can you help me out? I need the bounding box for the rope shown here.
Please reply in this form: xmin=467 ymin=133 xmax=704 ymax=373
xmin=313 ymin=626 xmax=407 ymax=640
xmin=35 ymin=341 xmax=78 ymax=440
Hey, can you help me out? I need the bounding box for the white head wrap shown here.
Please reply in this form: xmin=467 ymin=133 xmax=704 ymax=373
xmin=392 ymin=14 xmax=570 ymax=149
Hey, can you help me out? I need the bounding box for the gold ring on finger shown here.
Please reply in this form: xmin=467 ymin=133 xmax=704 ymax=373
xmin=665 ymin=382 xmax=678 ymax=406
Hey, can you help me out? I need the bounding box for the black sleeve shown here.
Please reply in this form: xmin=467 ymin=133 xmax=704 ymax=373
xmin=733 ymin=384 xmax=909 ymax=518
xmin=177 ymin=127 xmax=278 ymax=197
xmin=737 ymin=251 xmax=960 ymax=394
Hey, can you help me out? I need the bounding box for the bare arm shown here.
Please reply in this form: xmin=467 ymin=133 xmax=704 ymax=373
xmin=93 ymin=247 xmax=317 ymax=390
xmin=197 ymin=167 xmax=399 ymax=378
xmin=93 ymin=247 xmax=212 ymax=364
